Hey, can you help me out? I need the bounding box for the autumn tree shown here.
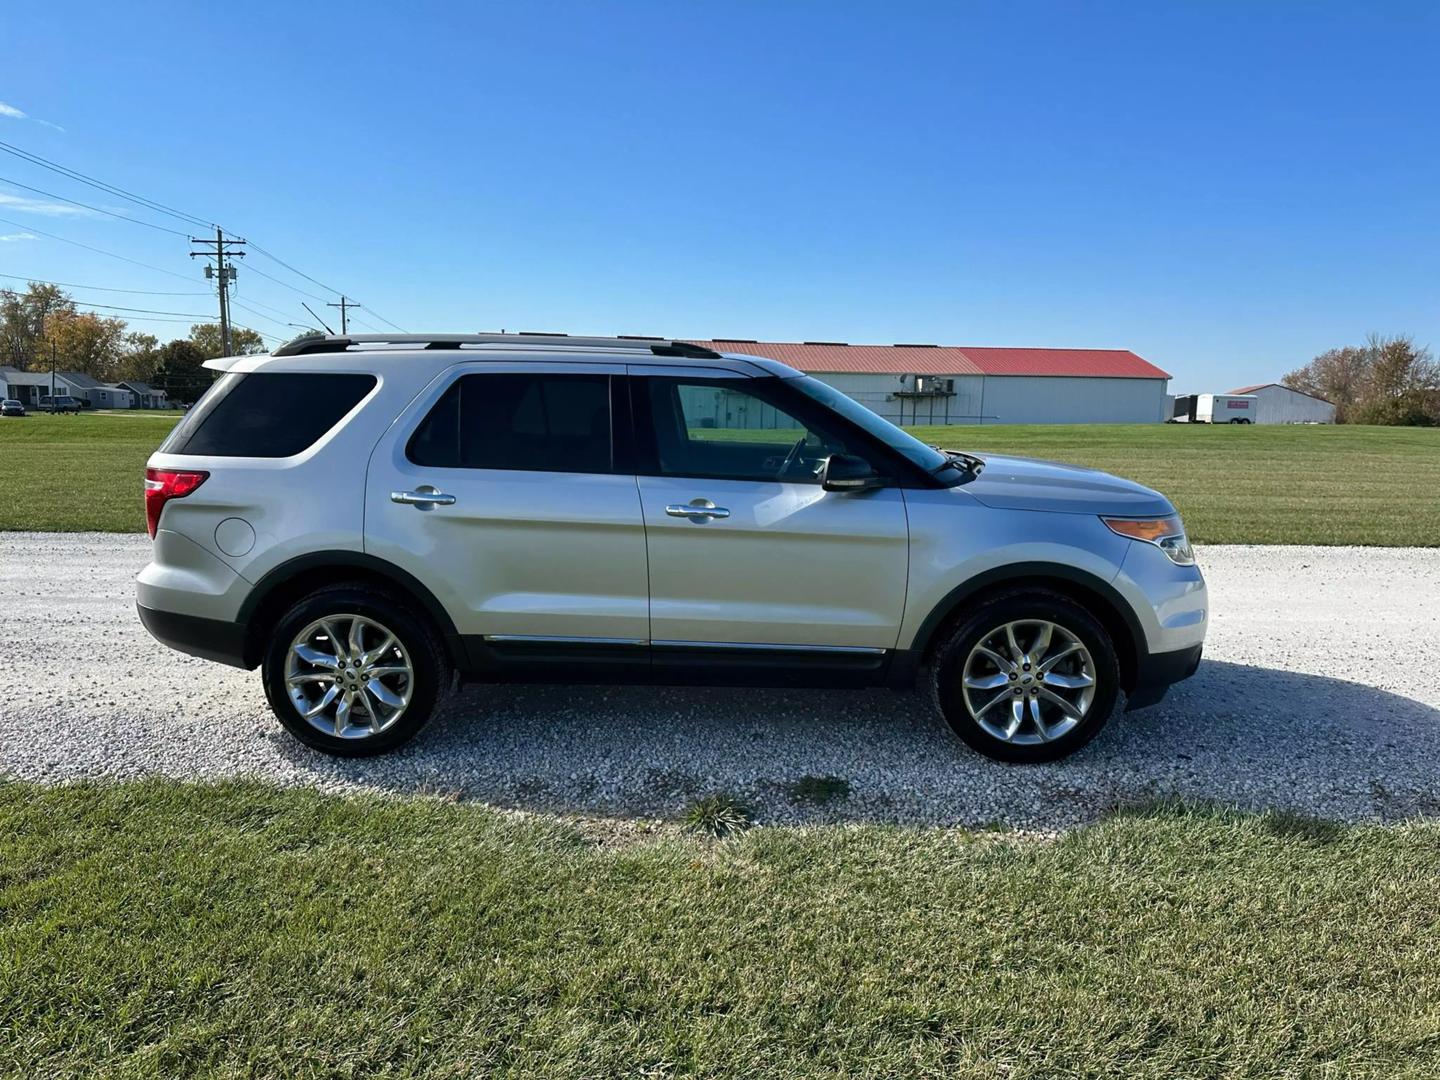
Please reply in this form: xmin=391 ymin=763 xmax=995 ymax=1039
xmin=1 ymin=282 xmax=75 ymax=369
xmin=43 ymin=309 xmax=128 ymax=380
xmin=1283 ymin=335 xmax=1439 ymax=426
xmin=1351 ymin=336 xmax=1440 ymax=426
xmin=188 ymin=322 xmax=267 ymax=359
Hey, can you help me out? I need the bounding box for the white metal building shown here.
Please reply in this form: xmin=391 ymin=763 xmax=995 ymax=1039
xmin=1227 ymin=383 xmax=1336 ymax=424
xmin=686 ymin=341 xmax=1172 ymax=425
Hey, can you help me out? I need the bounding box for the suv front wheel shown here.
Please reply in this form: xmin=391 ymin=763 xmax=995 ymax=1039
xmin=931 ymin=590 xmax=1119 ymax=763
xmin=261 ymin=584 xmax=451 ymax=756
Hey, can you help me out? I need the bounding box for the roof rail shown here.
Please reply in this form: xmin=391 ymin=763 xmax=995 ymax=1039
xmin=271 ymin=333 xmax=721 ymax=359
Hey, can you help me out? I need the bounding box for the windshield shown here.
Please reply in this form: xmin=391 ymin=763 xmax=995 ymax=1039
xmin=789 ymin=376 xmax=954 ymax=473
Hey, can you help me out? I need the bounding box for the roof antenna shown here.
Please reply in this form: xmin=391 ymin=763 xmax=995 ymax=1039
xmin=302 ymin=302 xmax=335 ymax=335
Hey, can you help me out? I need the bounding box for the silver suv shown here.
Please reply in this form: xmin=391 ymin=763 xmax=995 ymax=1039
xmin=137 ymin=334 xmax=1206 ymax=763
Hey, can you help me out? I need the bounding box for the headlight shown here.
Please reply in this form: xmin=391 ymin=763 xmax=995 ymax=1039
xmin=1102 ymin=514 xmax=1195 ymax=565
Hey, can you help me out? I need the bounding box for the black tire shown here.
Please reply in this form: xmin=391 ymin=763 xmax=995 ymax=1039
xmin=261 ymin=583 xmax=451 ymax=757
xmin=930 ymin=589 xmax=1120 ymax=763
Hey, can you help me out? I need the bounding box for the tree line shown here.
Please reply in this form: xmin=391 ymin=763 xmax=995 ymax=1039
xmin=1283 ymin=335 xmax=1439 ymax=426
xmin=0 ymin=282 xmax=273 ymax=402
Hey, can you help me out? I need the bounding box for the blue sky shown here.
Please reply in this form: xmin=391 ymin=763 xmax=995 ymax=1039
xmin=2 ymin=1 xmax=1437 ymax=391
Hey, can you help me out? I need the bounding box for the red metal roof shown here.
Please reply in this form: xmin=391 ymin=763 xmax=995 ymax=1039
xmin=686 ymin=340 xmax=1169 ymax=379
xmin=957 ymin=347 xmax=1170 ymax=379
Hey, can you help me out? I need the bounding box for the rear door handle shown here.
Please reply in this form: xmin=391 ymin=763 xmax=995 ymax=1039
xmin=666 ymin=499 xmax=730 ymax=521
xmin=391 ymin=487 xmax=456 ymax=508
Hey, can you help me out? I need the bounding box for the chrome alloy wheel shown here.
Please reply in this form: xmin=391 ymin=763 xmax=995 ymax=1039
xmin=961 ymin=620 xmax=1096 ymax=745
xmin=284 ymin=614 xmax=414 ymax=739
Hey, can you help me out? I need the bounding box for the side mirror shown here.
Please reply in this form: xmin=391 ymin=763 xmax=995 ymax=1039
xmin=821 ymin=453 xmax=886 ymax=493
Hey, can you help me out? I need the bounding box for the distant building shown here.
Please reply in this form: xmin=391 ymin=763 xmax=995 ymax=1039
xmin=0 ymin=366 xmax=86 ymax=407
xmin=683 ymin=341 xmax=1172 ymax=425
xmin=1227 ymin=383 xmax=1336 ymax=424
xmin=116 ymin=380 xmax=169 ymax=409
xmin=53 ymin=371 xmax=133 ymax=409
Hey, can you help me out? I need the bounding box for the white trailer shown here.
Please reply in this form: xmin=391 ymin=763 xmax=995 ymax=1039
xmin=1171 ymin=393 xmax=1258 ymax=423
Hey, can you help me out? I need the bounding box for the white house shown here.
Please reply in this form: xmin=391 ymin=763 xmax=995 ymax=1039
xmin=684 ymin=341 xmax=1172 ymax=425
xmin=1228 ymin=383 xmax=1336 ymax=424
xmin=0 ymin=366 xmax=86 ymax=407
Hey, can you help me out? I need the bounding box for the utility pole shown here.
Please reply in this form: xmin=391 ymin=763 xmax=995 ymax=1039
xmin=189 ymin=228 xmax=246 ymax=355
xmin=327 ymin=295 xmax=359 ymax=334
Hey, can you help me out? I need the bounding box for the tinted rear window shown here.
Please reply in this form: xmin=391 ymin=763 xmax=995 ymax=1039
xmin=161 ymin=372 xmax=376 ymax=457
xmin=408 ymin=373 xmax=612 ymax=472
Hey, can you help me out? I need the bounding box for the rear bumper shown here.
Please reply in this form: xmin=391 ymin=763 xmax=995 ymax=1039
xmin=137 ymin=603 xmax=251 ymax=669
xmin=1125 ymin=643 xmax=1203 ymax=711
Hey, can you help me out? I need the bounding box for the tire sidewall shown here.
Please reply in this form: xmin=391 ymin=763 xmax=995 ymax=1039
xmin=262 ymin=586 xmax=446 ymax=756
xmin=933 ymin=592 xmax=1119 ymax=763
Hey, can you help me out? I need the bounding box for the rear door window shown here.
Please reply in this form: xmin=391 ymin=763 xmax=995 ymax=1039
xmin=407 ymin=373 xmax=613 ymax=473
xmin=160 ymin=372 xmax=376 ymax=457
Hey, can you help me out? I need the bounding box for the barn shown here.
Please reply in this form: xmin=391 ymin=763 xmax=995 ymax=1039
xmin=685 ymin=340 xmax=1172 ymax=425
xmin=1227 ymin=383 xmax=1336 ymax=424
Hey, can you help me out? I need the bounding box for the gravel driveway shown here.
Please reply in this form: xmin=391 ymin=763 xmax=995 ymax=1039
xmin=1 ymin=533 xmax=1437 ymax=828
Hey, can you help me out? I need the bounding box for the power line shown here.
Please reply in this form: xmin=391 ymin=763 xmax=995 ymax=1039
xmin=227 ymin=291 xmax=296 ymax=321
xmin=242 ymin=261 xmax=331 ymax=303
xmin=230 ymin=321 xmax=282 ymax=344
xmin=72 ymin=308 xmax=205 ymax=326
xmin=248 ymin=242 xmax=406 ymax=331
xmin=0 ymin=138 xmax=213 ymax=229
xmin=355 ymin=305 xmax=408 ymax=333
xmin=230 ymin=298 xmax=300 ymax=331
xmin=0 ymin=214 xmax=196 ymax=282
xmin=0 ymin=174 xmax=192 ymax=236
xmin=1 ymin=141 xmax=407 ymax=334
xmin=0 ymin=272 xmax=208 ymax=296
xmin=246 ymin=241 xmax=343 ymax=297
xmin=66 ymin=301 xmax=215 ymax=318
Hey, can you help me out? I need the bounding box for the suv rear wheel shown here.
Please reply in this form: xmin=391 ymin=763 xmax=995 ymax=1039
xmin=261 ymin=584 xmax=450 ymax=756
xmin=931 ymin=589 xmax=1119 ymax=763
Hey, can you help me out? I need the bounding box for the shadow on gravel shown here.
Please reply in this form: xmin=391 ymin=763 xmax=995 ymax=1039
xmin=274 ymin=660 xmax=1440 ymax=828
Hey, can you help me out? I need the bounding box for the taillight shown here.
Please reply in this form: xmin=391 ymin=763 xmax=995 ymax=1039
xmin=144 ymin=467 xmax=208 ymax=538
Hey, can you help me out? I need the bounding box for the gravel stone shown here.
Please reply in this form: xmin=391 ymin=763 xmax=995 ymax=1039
xmin=1 ymin=533 xmax=1437 ymax=829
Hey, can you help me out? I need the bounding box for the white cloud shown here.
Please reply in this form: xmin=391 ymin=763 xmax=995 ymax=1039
xmin=0 ymin=101 xmax=65 ymax=131
xmin=0 ymin=191 xmax=92 ymax=217
xmin=0 ymin=232 xmax=37 ymax=242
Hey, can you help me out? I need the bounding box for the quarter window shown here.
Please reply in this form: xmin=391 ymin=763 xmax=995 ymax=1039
xmin=408 ymin=373 xmax=613 ymax=473
xmin=160 ymin=372 xmax=376 ymax=458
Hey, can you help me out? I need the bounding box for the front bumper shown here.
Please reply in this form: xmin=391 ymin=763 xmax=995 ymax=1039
xmin=137 ymin=603 xmax=251 ymax=669
xmin=1125 ymin=642 xmax=1203 ymax=711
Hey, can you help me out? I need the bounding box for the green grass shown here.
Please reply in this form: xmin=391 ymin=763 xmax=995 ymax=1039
xmin=0 ymin=412 xmax=179 ymax=532
xmin=1 ymin=412 xmax=1436 ymax=542
xmin=3 ymin=781 xmax=1440 ymax=1078
xmin=906 ymin=422 xmax=1440 ymax=545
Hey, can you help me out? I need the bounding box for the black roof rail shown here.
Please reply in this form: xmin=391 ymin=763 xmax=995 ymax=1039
xmin=271 ymin=333 xmax=722 ymax=360
xmin=652 ymin=342 xmax=722 ymax=359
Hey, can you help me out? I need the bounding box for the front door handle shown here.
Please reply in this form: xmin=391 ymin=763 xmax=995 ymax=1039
xmin=666 ymin=498 xmax=730 ymax=521
xmin=391 ymin=487 xmax=457 ymax=509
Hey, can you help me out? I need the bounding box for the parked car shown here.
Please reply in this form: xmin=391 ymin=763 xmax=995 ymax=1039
xmin=1 ymin=399 xmax=25 ymax=417
xmin=38 ymin=395 xmax=81 ymax=414
xmin=137 ymin=334 xmax=1206 ymax=763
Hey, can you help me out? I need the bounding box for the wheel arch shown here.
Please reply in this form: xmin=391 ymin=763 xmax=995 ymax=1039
xmin=236 ymin=551 xmax=463 ymax=670
xmin=905 ymin=563 xmax=1144 ymax=692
